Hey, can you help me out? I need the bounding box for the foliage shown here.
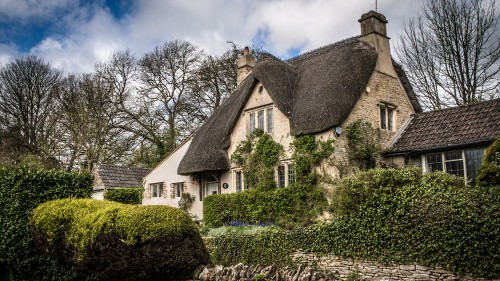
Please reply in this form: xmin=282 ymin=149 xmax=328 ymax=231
xmin=231 ymin=130 xmax=284 ymax=191
xmin=396 ymin=0 xmax=499 ymax=110
xmin=476 ymin=138 xmax=500 ymax=186
xmin=0 ymin=165 xmax=92 ymax=281
xmin=291 ymin=134 xmax=334 ymax=185
xmin=345 ymin=120 xmax=381 ymax=171
xmin=207 ymin=168 xmax=500 ymax=278
xmin=31 ymin=198 xmax=210 ymax=281
xmin=104 ymin=188 xmax=143 ymax=204
xmin=178 ymin=192 xmax=196 ymax=212
xmin=203 ymin=186 xmax=327 ymax=228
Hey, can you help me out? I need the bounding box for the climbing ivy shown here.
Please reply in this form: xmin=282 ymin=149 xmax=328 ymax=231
xmin=231 ymin=129 xmax=284 ymax=191
xmin=345 ymin=119 xmax=381 ymax=171
xmin=178 ymin=192 xmax=196 ymax=212
xmin=291 ymin=135 xmax=334 ymax=186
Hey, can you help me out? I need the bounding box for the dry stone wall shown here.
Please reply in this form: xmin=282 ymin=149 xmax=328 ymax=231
xmin=292 ymin=251 xmax=500 ymax=281
xmin=194 ymin=252 xmax=500 ymax=281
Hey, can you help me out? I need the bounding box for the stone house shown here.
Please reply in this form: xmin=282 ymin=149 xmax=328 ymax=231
xmin=92 ymin=164 xmax=151 ymax=200
xmin=142 ymin=10 xmax=423 ymax=219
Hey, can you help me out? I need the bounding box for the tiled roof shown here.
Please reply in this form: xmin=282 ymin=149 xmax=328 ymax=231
xmin=390 ymin=99 xmax=500 ymax=152
xmin=94 ymin=165 xmax=151 ymax=189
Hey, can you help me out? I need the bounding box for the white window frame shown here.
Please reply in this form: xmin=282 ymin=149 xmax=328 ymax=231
xmin=246 ymin=105 xmax=274 ymax=134
xmin=173 ymin=182 xmax=184 ymax=198
xmin=379 ymin=103 xmax=396 ymax=131
xmin=150 ymin=182 xmax=163 ymax=198
xmin=421 ymin=148 xmax=485 ymax=182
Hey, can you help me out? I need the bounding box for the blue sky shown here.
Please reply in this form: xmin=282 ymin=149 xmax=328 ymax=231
xmin=0 ymin=0 xmax=424 ymax=74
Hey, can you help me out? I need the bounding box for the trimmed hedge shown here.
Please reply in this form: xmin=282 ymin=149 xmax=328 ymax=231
xmin=31 ymin=198 xmax=210 ymax=281
xmin=203 ymin=186 xmax=327 ymax=228
xmin=104 ymin=187 xmax=143 ymax=204
xmin=206 ymin=168 xmax=500 ymax=278
xmin=0 ymin=166 xmax=92 ymax=281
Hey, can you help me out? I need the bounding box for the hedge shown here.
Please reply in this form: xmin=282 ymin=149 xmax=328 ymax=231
xmin=476 ymin=138 xmax=500 ymax=186
xmin=103 ymin=187 xmax=143 ymax=204
xmin=206 ymin=168 xmax=500 ymax=278
xmin=0 ymin=166 xmax=92 ymax=281
xmin=203 ymin=185 xmax=327 ymax=228
xmin=31 ymin=198 xmax=210 ymax=281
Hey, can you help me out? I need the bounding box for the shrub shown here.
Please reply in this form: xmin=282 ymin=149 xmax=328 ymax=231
xmin=31 ymin=198 xmax=210 ymax=281
xmin=104 ymin=187 xmax=143 ymax=204
xmin=207 ymin=168 xmax=500 ymax=278
xmin=0 ymin=165 xmax=92 ymax=281
xmin=476 ymin=138 xmax=500 ymax=186
xmin=203 ymin=186 xmax=327 ymax=228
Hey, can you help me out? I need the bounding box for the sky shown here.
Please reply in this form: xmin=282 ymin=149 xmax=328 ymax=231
xmin=0 ymin=0 xmax=423 ymax=74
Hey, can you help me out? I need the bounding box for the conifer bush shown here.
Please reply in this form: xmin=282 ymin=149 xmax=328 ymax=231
xmin=31 ymin=198 xmax=210 ymax=281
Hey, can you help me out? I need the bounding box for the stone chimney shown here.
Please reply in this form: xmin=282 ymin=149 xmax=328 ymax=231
xmin=237 ymin=47 xmax=256 ymax=85
xmin=358 ymin=11 xmax=397 ymax=77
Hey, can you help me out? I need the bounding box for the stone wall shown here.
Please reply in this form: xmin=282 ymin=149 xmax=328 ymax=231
xmin=292 ymin=251 xmax=500 ymax=281
xmin=195 ymin=251 xmax=500 ymax=281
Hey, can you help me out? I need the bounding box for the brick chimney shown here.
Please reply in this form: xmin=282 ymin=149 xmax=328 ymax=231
xmin=237 ymin=47 xmax=256 ymax=86
xmin=358 ymin=11 xmax=397 ymax=77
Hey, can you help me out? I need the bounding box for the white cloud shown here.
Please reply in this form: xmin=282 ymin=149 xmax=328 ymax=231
xmin=15 ymin=0 xmax=425 ymax=74
xmin=0 ymin=43 xmax=21 ymax=67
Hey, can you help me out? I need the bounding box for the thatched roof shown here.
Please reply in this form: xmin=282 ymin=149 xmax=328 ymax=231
xmin=93 ymin=165 xmax=151 ymax=191
xmin=178 ymin=37 xmax=418 ymax=175
xmin=390 ymin=99 xmax=500 ymax=153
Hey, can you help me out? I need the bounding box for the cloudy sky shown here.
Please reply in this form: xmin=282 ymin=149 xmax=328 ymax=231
xmin=0 ymin=0 xmax=423 ymax=74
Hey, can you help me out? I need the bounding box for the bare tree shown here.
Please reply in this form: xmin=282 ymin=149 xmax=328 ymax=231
xmin=138 ymin=40 xmax=203 ymax=147
xmin=187 ymin=45 xmax=239 ymax=126
xmin=57 ymin=74 xmax=134 ymax=172
xmin=0 ymin=56 xmax=62 ymax=166
xmin=397 ymin=0 xmax=500 ymax=110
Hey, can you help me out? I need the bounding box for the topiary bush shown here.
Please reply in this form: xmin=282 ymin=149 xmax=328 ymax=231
xmin=0 ymin=165 xmax=92 ymax=281
xmin=103 ymin=187 xmax=143 ymax=204
xmin=207 ymin=168 xmax=500 ymax=278
xmin=203 ymin=186 xmax=327 ymax=228
xmin=31 ymin=198 xmax=210 ymax=281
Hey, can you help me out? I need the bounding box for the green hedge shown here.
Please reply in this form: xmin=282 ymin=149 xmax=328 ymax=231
xmin=206 ymin=168 xmax=500 ymax=278
xmin=476 ymin=138 xmax=500 ymax=186
xmin=203 ymin=186 xmax=327 ymax=228
xmin=31 ymin=198 xmax=210 ymax=281
xmin=0 ymin=166 xmax=92 ymax=281
xmin=104 ymin=188 xmax=143 ymax=204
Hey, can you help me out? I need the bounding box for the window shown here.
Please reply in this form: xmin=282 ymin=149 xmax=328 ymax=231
xmin=267 ymin=108 xmax=273 ymax=133
xmin=288 ymin=164 xmax=295 ymax=185
xmin=278 ymin=165 xmax=285 ymax=187
xmin=444 ymin=151 xmax=464 ymax=177
xmin=423 ymin=148 xmax=485 ymax=182
xmin=465 ymin=148 xmax=484 ymax=181
xmin=426 ymin=153 xmax=443 ymax=172
xmin=150 ymin=182 xmax=163 ymax=198
xmin=247 ymin=106 xmax=273 ymax=133
xmin=235 ymin=171 xmax=243 ymax=192
xmin=249 ymin=112 xmax=255 ymax=131
xmin=380 ymin=104 xmax=395 ymax=131
xmin=258 ymin=110 xmax=264 ymax=131
xmin=173 ymin=182 xmax=184 ymax=197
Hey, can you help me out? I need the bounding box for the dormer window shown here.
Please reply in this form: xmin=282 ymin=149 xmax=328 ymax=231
xmin=379 ymin=103 xmax=395 ymax=131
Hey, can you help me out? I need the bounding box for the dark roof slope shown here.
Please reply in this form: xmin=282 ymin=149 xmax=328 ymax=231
xmin=95 ymin=165 xmax=151 ymax=189
xmin=391 ymin=99 xmax=500 ymax=152
xmin=178 ymin=37 xmax=418 ymax=175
